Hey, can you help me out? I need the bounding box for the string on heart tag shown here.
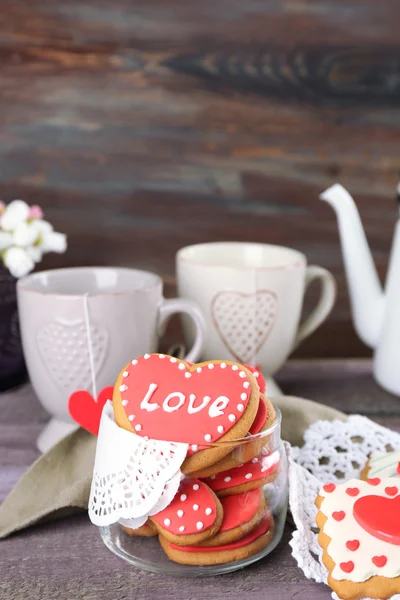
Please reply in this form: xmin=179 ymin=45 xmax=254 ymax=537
xmin=83 ymin=293 xmax=97 ymax=399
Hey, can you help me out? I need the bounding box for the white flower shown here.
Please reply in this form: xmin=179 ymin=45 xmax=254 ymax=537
xmin=12 ymin=222 xmax=39 ymax=247
xmin=3 ymin=247 xmax=35 ymax=278
xmin=26 ymin=245 xmax=43 ymax=263
xmin=0 ymin=200 xmax=30 ymax=231
xmin=31 ymin=219 xmax=54 ymax=236
xmin=40 ymin=230 xmax=67 ymax=254
xmin=0 ymin=231 xmax=13 ymax=251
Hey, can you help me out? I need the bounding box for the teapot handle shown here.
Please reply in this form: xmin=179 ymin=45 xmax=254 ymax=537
xmin=292 ymin=265 xmax=336 ymax=350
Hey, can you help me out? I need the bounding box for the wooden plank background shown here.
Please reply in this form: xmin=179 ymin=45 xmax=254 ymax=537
xmin=1 ymin=0 xmax=399 ymax=357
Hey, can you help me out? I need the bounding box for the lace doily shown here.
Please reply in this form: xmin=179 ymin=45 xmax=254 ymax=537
xmin=289 ymin=416 xmax=400 ymax=599
xmin=89 ymin=401 xmax=188 ymax=526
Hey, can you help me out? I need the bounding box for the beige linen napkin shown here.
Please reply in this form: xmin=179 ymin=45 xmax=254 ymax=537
xmin=0 ymin=395 xmax=345 ymax=539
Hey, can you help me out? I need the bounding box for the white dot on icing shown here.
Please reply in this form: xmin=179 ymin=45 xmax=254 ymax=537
xmin=239 ymin=371 xmax=246 ymax=378
xmin=220 ymin=363 xmax=226 ymax=369
xmin=240 ymin=393 xmax=247 ymax=401
xmin=191 ymin=444 xmax=198 ymax=452
xmin=237 ymin=404 xmax=244 ymax=412
xmin=119 ymin=384 xmax=128 ymax=392
xmin=210 ymin=475 xmax=216 ymax=480
xmin=193 ymin=504 xmax=199 ymax=511
xmin=180 ymin=494 xmax=187 ymax=501
xmin=123 ymin=371 xmax=129 ymax=378
xmin=144 ymin=354 xmax=150 ymax=359
xmin=193 ymin=484 xmax=199 ymax=491
xmin=204 ymin=433 xmax=212 ymax=442
xmin=243 ymin=381 xmax=250 ymax=389
xmin=159 ymin=354 xmax=165 ymax=359
xmin=196 ymin=367 xmax=202 ymax=373
xmin=179 ymin=525 xmax=185 ymax=532
xmin=208 ymin=364 xmax=214 ymax=370
xmin=196 ymin=522 xmax=204 ymax=530
xmin=178 ymin=363 xmax=185 ymax=370
xmin=134 ymin=424 xmax=142 ymax=431
xmin=217 ymin=425 xmax=224 ymax=433
xmin=232 ymin=365 xmax=239 ymax=371
xmin=228 ymin=414 xmax=236 ymax=422
xmin=128 ymin=414 xmax=135 ymax=421
xmin=245 ymin=473 xmax=252 ymax=479
xmin=254 ymin=371 xmax=259 ymax=378
xmin=164 ymin=518 xmax=171 ymax=526
xmin=252 ymin=457 xmax=259 ymax=463
xmin=122 ymin=399 xmax=128 ymax=407
xmin=177 ymin=509 xmax=184 ymax=517
xmin=184 ymin=372 xmax=192 ymax=378
xmin=170 ymin=357 xmax=177 ymax=363
xmin=205 ymin=508 xmax=213 ymax=516
xmin=132 ymin=359 xmax=138 ymax=365
xmin=224 ymin=476 xmax=231 ymax=482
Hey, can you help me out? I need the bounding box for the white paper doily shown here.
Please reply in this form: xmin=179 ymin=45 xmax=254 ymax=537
xmin=289 ymin=416 xmax=400 ymax=599
xmin=89 ymin=401 xmax=188 ymax=526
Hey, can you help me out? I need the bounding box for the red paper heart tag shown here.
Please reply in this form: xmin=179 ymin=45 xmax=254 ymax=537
xmin=353 ymin=494 xmax=400 ymax=545
xmin=68 ymin=387 xmax=113 ymax=436
xmin=117 ymin=355 xmax=253 ymax=444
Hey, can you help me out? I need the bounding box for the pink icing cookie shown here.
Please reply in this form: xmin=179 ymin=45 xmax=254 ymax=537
xmin=203 ymin=449 xmax=280 ymax=497
xmin=150 ymin=478 xmax=223 ymax=545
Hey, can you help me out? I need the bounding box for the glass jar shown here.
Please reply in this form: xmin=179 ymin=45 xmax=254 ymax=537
xmin=99 ymin=407 xmax=287 ymax=576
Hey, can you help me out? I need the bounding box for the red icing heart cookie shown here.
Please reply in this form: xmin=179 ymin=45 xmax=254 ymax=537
xmin=113 ymin=355 xmax=260 ymax=473
xmin=203 ymin=449 xmax=280 ymax=497
xmin=353 ymin=494 xmax=400 ymax=545
xmin=150 ymin=479 xmax=223 ymax=545
xmin=68 ymin=386 xmax=113 ymax=436
xmin=159 ymin=514 xmax=275 ymax=565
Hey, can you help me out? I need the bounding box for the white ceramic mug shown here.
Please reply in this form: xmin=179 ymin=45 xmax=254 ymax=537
xmin=17 ymin=267 xmax=205 ymax=452
xmin=177 ymin=242 xmax=336 ymax=381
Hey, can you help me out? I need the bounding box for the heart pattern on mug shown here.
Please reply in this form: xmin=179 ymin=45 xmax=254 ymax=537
xmin=118 ymin=354 xmax=253 ymax=445
xmin=211 ymin=291 xmax=277 ymax=364
xmin=69 ymin=386 xmax=113 ymax=435
xmin=37 ymin=320 xmax=108 ymax=395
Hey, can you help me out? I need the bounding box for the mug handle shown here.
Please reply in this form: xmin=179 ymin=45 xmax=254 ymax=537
xmin=158 ymin=298 xmax=205 ymax=363
xmin=292 ymin=265 xmax=336 ymax=350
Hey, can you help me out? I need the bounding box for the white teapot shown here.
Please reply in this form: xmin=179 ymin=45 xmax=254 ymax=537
xmin=321 ymin=184 xmax=400 ymax=396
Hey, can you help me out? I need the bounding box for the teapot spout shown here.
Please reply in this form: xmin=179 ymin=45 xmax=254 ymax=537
xmin=320 ymin=184 xmax=384 ymax=348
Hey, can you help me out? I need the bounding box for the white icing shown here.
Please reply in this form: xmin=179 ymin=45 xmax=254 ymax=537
xmin=163 ymin=392 xmax=186 ymax=413
xmin=140 ymin=383 xmax=159 ymax=412
xmin=180 ymin=494 xmax=187 ymax=501
xmin=193 ymin=504 xmax=199 ymax=511
xmin=228 ymin=414 xmax=236 ymax=422
xmin=193 ymin=484 xmax=199 ymax=490
xmin=369 ymin=451 xmax=400 ymax=479
xmin=128 ymin=414 xmax=135 ymax=421
xmin=119 ymin=384 xmax=128 ymax=392
xmin=208 ymin=396 xmax=230 ymax=418
xmin=122 ymin=400 xmax=128 ymax=407
xmin=208 ymin=364 xmax=214 ymax=369
xmin=188 ymin=394 xmax=211 ymax=414
xmin=184 ymin=372 xmax=191 ymax=378
xmin=196 ymin=521 xmax=204 ymax=530
xmin=319 ymin=478 xmax=400 ymax=582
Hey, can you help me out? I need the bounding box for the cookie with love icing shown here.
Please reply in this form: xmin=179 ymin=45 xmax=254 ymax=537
xmin=198 ymin=488 xmax=266 ymax=547
xmin=203 ymin=449 xmax=280 ymax=497
xmin=159 ymin=513 xmax=275 ymax=566
xmin=113 ymin=354 xmax=260 ymax=473
xmin=189 ymin=395 xmax=276 ymax=479
xmin=316 ymin=478 xmax=400 ymax=600
xmin=150 ymin=479 xmax=223 ymax=545
xmin=122 ymin=521 xmax=157 ymax=537
xmin=361 ymin=451 xmax=400 ymax=482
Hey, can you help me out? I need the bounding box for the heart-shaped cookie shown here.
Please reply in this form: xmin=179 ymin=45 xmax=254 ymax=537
xmin=211 ymin=291 xmax=277 ymax=364
xmin=113 ymin=354 xmax=260 ymax=473
xmin=69 ymin=386 xmax=113 ymax=435
xmin=353 ymin=494 xmax=400 ymax=545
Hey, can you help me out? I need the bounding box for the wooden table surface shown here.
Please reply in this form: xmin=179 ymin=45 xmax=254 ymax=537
xmin=2 ymin=359 xmax=400 ymax=600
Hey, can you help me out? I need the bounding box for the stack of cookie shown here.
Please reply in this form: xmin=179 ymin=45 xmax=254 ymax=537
xmin=112 ymin=353 xmax=280 ymax=565
xmin=316 ymin=451 xmax=400 ymax=599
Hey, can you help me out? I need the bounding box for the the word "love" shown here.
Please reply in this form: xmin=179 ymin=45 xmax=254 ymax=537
xmin=140 ymin=383 xmax=230 ymax=418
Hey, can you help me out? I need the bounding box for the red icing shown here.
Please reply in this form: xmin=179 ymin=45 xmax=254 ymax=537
xmin=353 ymin=494 xmax=400 ymax=545
xmin=245 ymin=365 xmax=266 ymax=394
xmin=248 ymin=397 xmax=268 ymax=435
xmin=367 ymin=478 xmax=381 ymax=486
xmin=152 ymin=479 xmax=217 ymax=535
xmin=169 ymin=514 xmax=272 ymax=553
xmin=397 ymin=462 xmax=400 ymax=475
xmin=345 ymin=540 xmax=360 ymax=551
xmin=204 ymin=450 xmax=280 ymax=492
xmin=340 ymin=561 xmax=354 ymax=573
xmin=120 ymin=355 xmax=252 ymax=444
xmin=332 ymin=511 xmax=346 ymax=522
xmin=219 ymin=489 xmax=262 ymax=532
xmin=323 ymin=483 xmax=336 ymax=493
xmin=68 ymin=386 xmax=113 ymax=436
xmin=372 ymin=555 xmax=387 ymax=568
xmin=385 ymin=486 xmax=398 ymax=496
xmin=346 ymin=487 xmax=360 ymax=497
